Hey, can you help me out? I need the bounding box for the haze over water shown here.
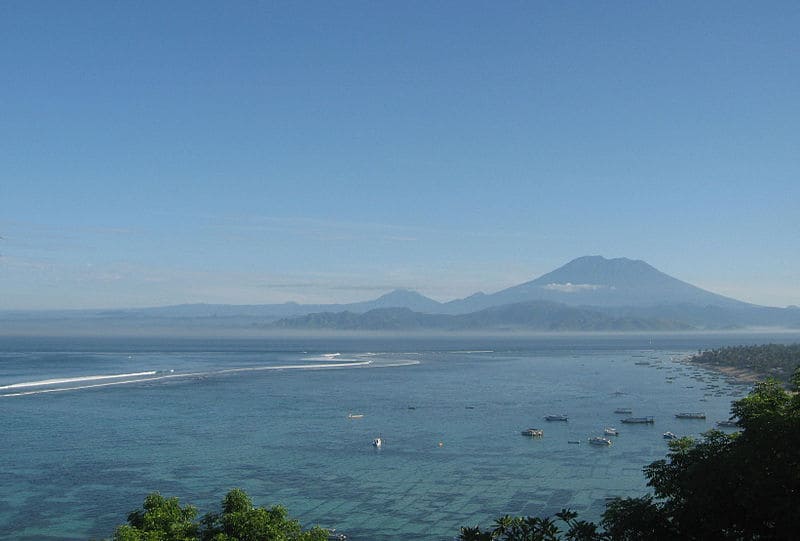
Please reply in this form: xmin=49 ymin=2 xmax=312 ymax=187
xmin=3 ymin=333 xmax=798 ymax=541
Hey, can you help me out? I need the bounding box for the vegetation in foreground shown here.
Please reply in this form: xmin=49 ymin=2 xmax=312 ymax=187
xmin=110 ymin=488 xmax=328 ymax=541
xmin=459 ymin=367 xmax=800 ymax=540
xmin=691 ymin=343 xmax=800 ymax=382
xmin=109 ymin=366 xmax=800 ymax=541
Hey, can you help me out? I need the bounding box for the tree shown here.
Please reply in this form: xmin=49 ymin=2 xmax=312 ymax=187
xmin=111 ymin=489 xmax=327 ymax=541
xmin=113 ymin=493 xmax=198 ymax=541
xmin=199 ymin=488 xmax=327 ymax=541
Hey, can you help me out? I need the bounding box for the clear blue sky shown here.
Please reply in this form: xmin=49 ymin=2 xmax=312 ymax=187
xmin=2 ymin=1 xmax=799 ymax=309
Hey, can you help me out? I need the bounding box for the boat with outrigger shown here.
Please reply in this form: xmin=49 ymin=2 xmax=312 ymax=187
xmin=620 ymin=416 xmax=654 ymax=424
xmin=589 ymin=436 xmax=613 ymax=446
xmin=675 ymin=412 xmax=706 ymax=419
xmin=520 ymin=428 xmax=544 ymax=437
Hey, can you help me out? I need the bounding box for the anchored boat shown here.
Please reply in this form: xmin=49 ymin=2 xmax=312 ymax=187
xmin=621 ymin=416 xmax=654 ymax=424
xmin=589 ymin=436 xmax=613 ymax=446
xmin=675 ymin=412 xmax=706 ymax=419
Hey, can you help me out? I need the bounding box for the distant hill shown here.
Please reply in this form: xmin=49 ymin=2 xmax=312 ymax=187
xmin=272 ymin=301 xmax=693 ymax=332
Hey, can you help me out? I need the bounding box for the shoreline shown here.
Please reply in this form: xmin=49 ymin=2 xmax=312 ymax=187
xmin=699 ymin=363 xmax=763 ymax=384
xmin=675 ymin=353 xmax=763 ymax=384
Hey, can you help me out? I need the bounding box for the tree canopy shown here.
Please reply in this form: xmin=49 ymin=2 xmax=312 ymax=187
xmin=110 ymin=489 xmax=327 ymax=541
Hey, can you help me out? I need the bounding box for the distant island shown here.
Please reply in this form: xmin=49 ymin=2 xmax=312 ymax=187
xmin=3 ymin=256 xmax=799 ymax=335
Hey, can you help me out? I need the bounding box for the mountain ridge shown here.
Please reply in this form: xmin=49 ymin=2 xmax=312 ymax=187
xmin=2 ymin=256 xmax=798 ymax=331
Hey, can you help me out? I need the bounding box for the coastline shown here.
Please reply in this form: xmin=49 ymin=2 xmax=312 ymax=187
xmin=698 ymin=363 xmax=763 ymax=384
xmin=677 ymin=354 xmax=764 ymax=384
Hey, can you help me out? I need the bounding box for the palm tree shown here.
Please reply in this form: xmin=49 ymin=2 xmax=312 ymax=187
xmin=459 ymin=525 xmax=492 ymax=541
xmin=493 ymin=514 xmax=515 ymax=537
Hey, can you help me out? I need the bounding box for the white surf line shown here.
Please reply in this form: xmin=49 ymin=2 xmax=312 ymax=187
xmin=0 ymin=360 xmax=375 ymax=398
xmin=0 ymin=372 xmax=193 ymax=397
xmin=0 ymin=371 xmax=158 ymax=390
xmin=216 ymin=360 xmax=372 ymax=374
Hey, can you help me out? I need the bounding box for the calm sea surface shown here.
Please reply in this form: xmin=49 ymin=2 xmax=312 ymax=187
xmin=2 ymin=333 xmax=798 ymax=541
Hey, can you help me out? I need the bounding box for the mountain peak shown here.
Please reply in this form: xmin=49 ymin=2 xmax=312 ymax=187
xmin=530 ymin=256 xmax=665 ymax=288
xmin=357 ymin=288 xmax=442 ymax=313
xmin=376 ymin=289 xmax=431 ymax=301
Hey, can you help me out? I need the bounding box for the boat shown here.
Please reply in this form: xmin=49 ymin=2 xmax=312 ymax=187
xmin=372 ymin=436 xmax=382 ymax=448
xmin=604 ymin=427 xmax=619 ymax=436
xmin=589 ymin=436 xmax=612 ymax=446
xmin=545 ymin=414 xmax=568 ymax=421
xmin=614 ymin=408 xmax=633 ymax=414
xmin=521 ymin=428 xmax=544 ymax=437
xmin=568 ymin=440 xmax=581 ymax=444
xmin=327 ymin=529 xmax=347 ymax=541
xmin=717 ymin=419 xmax=740 ymax=427
xmin=663 ymin=431 xmax=678 ymax=440
xmin=347 ymin=413 xmax=364 ymax=419
xmin=620 ymin=416 xmax=654 ymax=424
xmin=675 ymin=412 xmax=706 ymax=419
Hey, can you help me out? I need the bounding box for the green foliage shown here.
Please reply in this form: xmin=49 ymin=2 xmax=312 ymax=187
xmin=691 ymin=343 xmax=800 ymax=381
xmin=113 ymin=493 xmax=197 ymax=541
xmin=111 ymin=489 xmax=327 ymax=541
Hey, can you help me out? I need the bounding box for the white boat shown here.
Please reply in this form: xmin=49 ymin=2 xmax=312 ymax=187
xmin=347 ymin=413 xmax=364 ymax=419
xmin=663 ymin=431 xmax=678 ymax=440
xmin=372 ymin=436 xmax=382 ymax=448
xmin=716 ymin=419 xmax=740 ymax=428
xmin=545 ymin=414 xmax=568 ymax=421
xmin=604 ymin=427 xmax=619 ymax=436
xmin=589 ymin=436 xmax=612 ymax=446
xmin=521 ymin=428 xmax=544 ymax=437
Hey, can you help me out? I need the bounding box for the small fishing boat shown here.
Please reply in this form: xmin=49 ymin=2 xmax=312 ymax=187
xmin=675 ymin=412 xmax=706 ymax=419
xmin=372 ymin=436 xmax=382 ymax=448
xmin=614 ymin=408 xmax=633 ymax=414
xmin=545 ymin=414 xmax=568 ymax=421
xmin=604 ymin=427 xmax=619 ymax=436
xmin=716 ymin=419 xmax=740 ymax=427
xmin=589 ymin=436 xmax=612 ymax=446
xmin=621 ymin=416 xmax=654 ymax=424
xmin=347 ymin=413 xmax=364 ymax=419
xmin=521 ymin=428 xmax=544 ymax=437
xmin=663 ymin=431 xmax=678 ymax=440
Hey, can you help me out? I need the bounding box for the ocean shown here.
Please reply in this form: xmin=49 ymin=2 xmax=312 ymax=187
xmin=2 ymin=333 xmax=797 ymax=541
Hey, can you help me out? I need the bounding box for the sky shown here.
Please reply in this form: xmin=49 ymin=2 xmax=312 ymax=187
xmin=2 ymin=1 xmax=799 ymax=310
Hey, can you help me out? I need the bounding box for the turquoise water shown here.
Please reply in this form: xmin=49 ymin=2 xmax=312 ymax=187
xmin=1 ymin=334 xmax=796 ymax=541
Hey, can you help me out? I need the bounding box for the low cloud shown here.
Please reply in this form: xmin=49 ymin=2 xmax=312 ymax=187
xmin=544 ymin=282 xmax=608 ymax=293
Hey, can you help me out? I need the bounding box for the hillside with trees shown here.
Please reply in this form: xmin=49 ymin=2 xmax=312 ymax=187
xmin=690 ymin=343 xmax=800 ymax=382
